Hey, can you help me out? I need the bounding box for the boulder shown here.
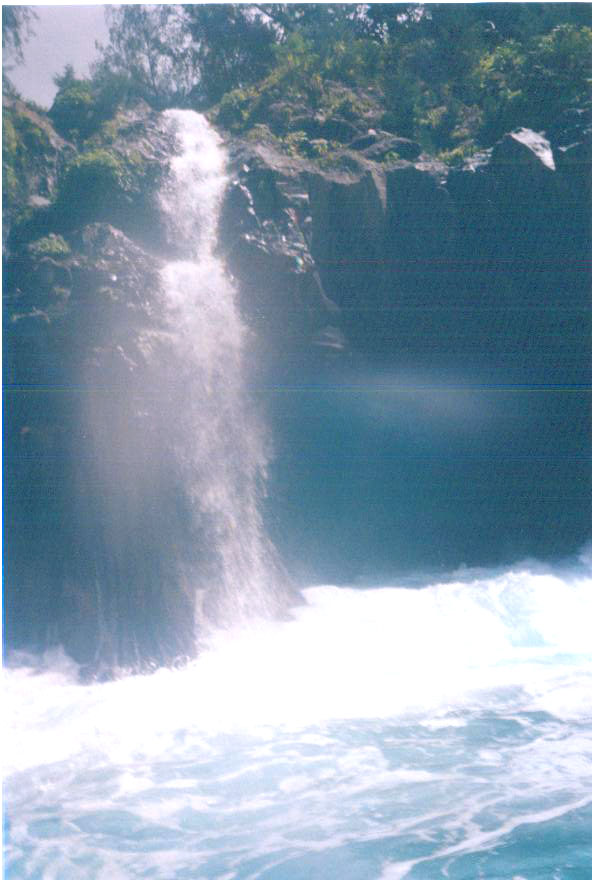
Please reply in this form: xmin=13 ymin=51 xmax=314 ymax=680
xmin=491 ymin=127 xmax=556 ymax=171
xmin=546 ymin=106 xmax=592 ymax=265
xmin=2 ymin=95 xmax=74 ymax=247
xmin=352 ymin=132 xmax=422 ymax=162
xmin=547 ymin=105 xmax=592 ymax=170
xmin=487 ymin=128 xmax=569 ymax=301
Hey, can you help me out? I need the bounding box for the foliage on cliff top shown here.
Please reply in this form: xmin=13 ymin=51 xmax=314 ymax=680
xmin=48 ymin=64 xmax=133 ymax=143
xmin=3 ymin=3 xmax=592 ymax=231
xmin=90 ymin=3 xmax=592 ymax=157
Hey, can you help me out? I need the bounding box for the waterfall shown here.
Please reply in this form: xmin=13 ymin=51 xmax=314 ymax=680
xmin=4 ymin=108 xmax=289 ymax=675
xmin=153 ymin=109 xmax=288 ymax=630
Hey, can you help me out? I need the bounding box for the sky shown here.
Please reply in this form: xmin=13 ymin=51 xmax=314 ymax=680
xmin=7 ymin=5 xmax=109 ymax=108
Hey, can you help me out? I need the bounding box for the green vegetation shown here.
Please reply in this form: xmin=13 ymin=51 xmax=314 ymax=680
xmin=55 ymin=145 xmax=159 ymax=221
xmin=2 ymin=115 xmax=20 ymax=205
xmin=476 ymin=23 xmax=592 ymax=142
xmin=6 ymin=4 xmax=586 ymax=165
xmin=48 ymin=65 xmax=129 ymax=142
xmin=59 ymin=149 xmax=127 ymax=201
xmin=87 ymin=3 xmax=591 ymax=158
xmin=26 ymin=233 xmax=71 ymax=259
xmin=2 ymin=103 xmax=55 ymax=225
xmin=3 ymin=3 xmax=591 ymax=211
xmin=49 ymin=140 xmax=163 ymax=233
xmin=49 ymin=76 xmax=97 ymax=141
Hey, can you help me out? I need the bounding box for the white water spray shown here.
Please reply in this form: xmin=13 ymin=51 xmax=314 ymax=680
xmin=5 ymin=561 xmax=592 ymax=880
xmin=153 ymin=110 xmax=285 ymax=627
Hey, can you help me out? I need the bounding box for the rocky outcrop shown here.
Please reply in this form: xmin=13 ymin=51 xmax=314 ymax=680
xmin=220 ymin=116 xmax=589 ymax=370
xmin=5 ymin=101 xmax=174 ymax=259
xmin=218 ymin=140 xmax=343 ymax=376
xmin=2 ymin=96 xmax=75 ymax=247
xmin=547 ymin=104 xmax=592 ymax=261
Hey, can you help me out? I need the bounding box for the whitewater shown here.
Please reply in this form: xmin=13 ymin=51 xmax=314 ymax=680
xmin=5 ymin=558 xmax=592 ymax=879
xmin=4 ymin=111 xmax=592 ymax=879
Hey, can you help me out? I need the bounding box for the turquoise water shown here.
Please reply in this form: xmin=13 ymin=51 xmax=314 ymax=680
xmin=4 ymin=560 xmax=592 ymax=879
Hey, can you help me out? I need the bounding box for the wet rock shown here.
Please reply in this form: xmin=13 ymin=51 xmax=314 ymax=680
xmin=353 ymin=132 xmax=422 ymax=162
xmin=308 ymin=164 xmax=386 ymax=311
xmin=547 ymin=105 xmax=592 ymax=170
xmin=547 ymin=106 xmax=592 ymax=283
xmin=2 ymin=95 xmax=74 ymax=246
xmin=287 ymin=114 xmax=323 ymax=137
xmin=3 ymin=213 xmax=175 ymax=671
xmin=5 ymin=92 xmax=590 ymax=671
xmin=30 ymin=256 xmax=72 ymax=295
xmin=220 ymin=140 xmax=340 ymax=367
xmin=317 ymin=117 xmax=361 ymax=143
xmin=384 ymin=162 xmax=457 ymax=299
xmin=222 ymin=181 xmax=259 ymax=234
xmin=491 ymin=127 xmax=556 ymax=172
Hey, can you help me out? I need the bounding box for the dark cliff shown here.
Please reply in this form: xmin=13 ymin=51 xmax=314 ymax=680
xmin=217 ymin=105 xmax=591 ymax=580
xmin=3 ymin=95 xmax=591 ymax=671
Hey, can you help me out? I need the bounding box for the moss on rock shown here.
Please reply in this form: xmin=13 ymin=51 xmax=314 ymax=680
xmin=26 ymin=233 xmax=71 ymax=259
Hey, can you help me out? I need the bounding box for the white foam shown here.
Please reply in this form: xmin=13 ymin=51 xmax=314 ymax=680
xmin=4 ymin=563 xmax=592 ymax=776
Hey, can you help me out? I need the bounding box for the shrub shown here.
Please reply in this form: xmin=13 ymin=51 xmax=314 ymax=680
xmin=282 ymin=130 xmax=309 ymax=157
xmin=2 ymin=106 xmax=55 ymax=224
xmin=49 ymin=79 xmax=97 ymax=140
xmin=2 ymin=116 xmax=19 ymax=204
xmin=27 ymin=233 xmax=71 ymax=259
xmin=476 ymin=24 xmax=592 ymax=143
xmin=49 ymin=66 xmax=130 ymax=143
xmin=57 ymin=149 xmax=128 ymax=221
xmin=216 ymin=88 xmax=255 ymax=131
xmin=437 ymin=143 xmax=477 ymax=166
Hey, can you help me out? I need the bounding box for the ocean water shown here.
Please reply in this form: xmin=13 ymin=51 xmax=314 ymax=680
xmin=5 ymin=555 xmax=592 ymax=880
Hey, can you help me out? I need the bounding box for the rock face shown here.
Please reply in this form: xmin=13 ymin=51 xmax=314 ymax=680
xmin=4 ymin=98 xmax=591 ymax=671
xmin=218 ymin=140 xmax=341 ymax=373
xmin=2 ymin=96 xmax=75 ymax=248
xmin=4 ymin=222 xmax=200 ymax=675
xmin=3 ymin=104 xmax=203 ymax=675
xmin=219 ymin=119 xmax=590 ymax=372
xmin=218 ymin=118 xmax=591 ymax=579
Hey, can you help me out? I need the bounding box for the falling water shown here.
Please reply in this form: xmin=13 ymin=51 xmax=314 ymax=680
xmin=154 ymin=109 xmax=287 ymax=628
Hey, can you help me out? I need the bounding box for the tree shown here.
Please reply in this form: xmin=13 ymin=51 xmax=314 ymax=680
xmin=91 ymin=2 xmax=592 ymax=152
xmin=2 ymin=5 xmax=37 ymax=93
xmin=48 ymin=66 xmax=98 ymax=140
xmin=182 ymin=5 xmax=277 ymax=105
xmin=477 ymin=23 xmax=592 ymax=142
xmin=2 ymin=5 xmax=36 ymax=66
xmin=93 ymin=5 xmax=198 ymax=109
xmin=93 ymin=4 xmax=279 ymax=109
